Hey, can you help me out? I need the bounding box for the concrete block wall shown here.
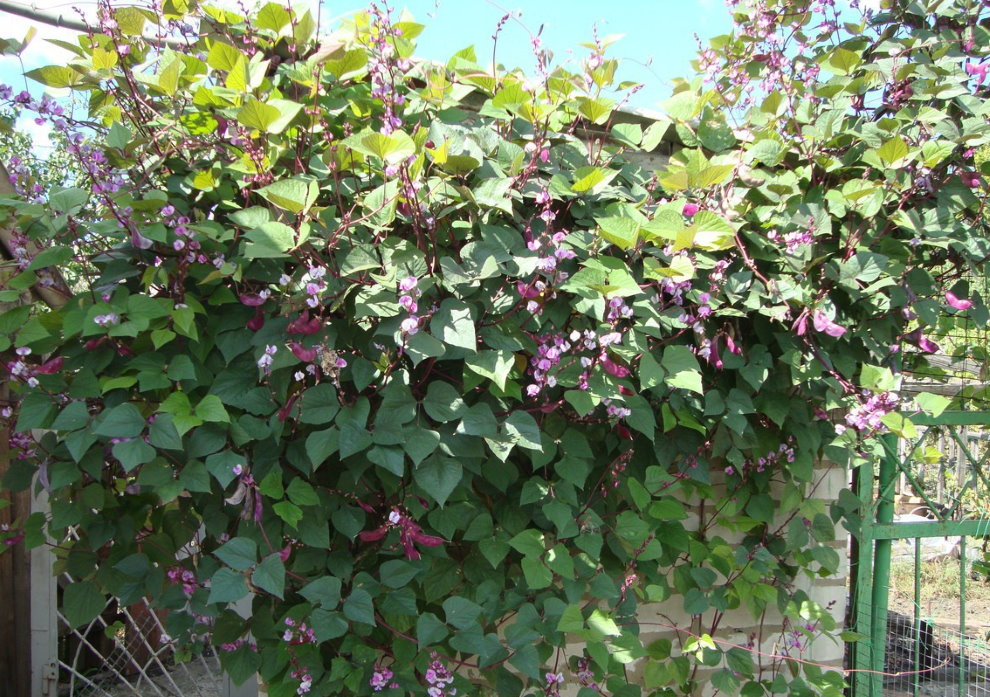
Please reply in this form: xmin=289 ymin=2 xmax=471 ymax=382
xmin=562 ymin=461 xmax=850 ymax=695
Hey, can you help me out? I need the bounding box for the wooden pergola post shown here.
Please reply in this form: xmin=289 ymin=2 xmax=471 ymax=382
xmin=0 ymin=381 xmax=33 ymax=697
xmin=0 ymin=157 xmax=68 ymax=697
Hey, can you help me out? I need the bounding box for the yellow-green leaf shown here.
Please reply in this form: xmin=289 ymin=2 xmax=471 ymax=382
xmin=876 ymin=137 xmax=910 ymax=168
xmin=596 ymin=216 xmax=640 ymax=250
xmin=208 ymin=41 xmax=242 ymax=72
xmin=345 ymin=129 xmax=416 ymax=165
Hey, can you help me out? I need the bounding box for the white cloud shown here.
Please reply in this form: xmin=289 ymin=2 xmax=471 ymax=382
xmin=0 ymin=3 xmax=89 ymax=95
xmin=15 ymin=112 xmax=53 ymax=150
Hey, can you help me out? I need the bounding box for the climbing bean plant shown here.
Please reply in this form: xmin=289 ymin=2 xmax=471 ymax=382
xmin=2 ymin=0 xmax=989 ymax=696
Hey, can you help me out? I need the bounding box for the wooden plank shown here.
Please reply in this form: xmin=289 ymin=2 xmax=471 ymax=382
xmin=0 ymin=382 xmax=32 ymax=697
xmin=30 ymin=490 xmax=57 ymax=697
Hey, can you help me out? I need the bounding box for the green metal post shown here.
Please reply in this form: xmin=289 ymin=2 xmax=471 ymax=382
xmin=869 ymin=435 xmax=897 ymax=697
xmin=852 ymin=459 xmax=876 ymax=697
xmin=912 ymin=537 xmax=921 ymax=697
xmin=959 ymin=536 xmax=967 ymax=697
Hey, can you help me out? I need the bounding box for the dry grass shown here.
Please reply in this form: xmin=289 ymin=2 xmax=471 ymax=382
xmin=889 ymin=547 xmax=990 ymax=630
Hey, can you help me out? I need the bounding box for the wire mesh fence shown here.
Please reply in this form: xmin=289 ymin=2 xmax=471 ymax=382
xmin=882 ymin=610 xmax=990 ymax=697
xmin=56 ymin=578 xmax=223 ymax=697
xmin=55 ymin=527 xmax=223 ymax=697
xmin=848 ymin=536 xmax=990 ymax=697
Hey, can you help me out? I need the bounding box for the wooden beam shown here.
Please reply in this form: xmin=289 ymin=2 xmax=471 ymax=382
xmin=0 ymin=0 xmax=190 ymax=49
xmin=0 ymin=161 xmax=71 ymax=309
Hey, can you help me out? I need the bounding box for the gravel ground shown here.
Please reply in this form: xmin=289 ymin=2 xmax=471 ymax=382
xmin=64 ymin=657 xmax=223 ymax=697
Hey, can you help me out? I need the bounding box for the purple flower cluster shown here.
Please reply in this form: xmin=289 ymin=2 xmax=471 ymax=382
xmin=603 ymin=399 xmax=631 ymax=420
xmin=574 ymin=659 xmax=598 ymax=691
xmin=4 ymin=402 xmax=34 ymax=460
xmin=6 ymin=347 xmax=34 ymax=387
xmin=94 ymin=313 xmax=120 ymax=327
xmin=606 ymin=296 xmax=633 ymax=322
xmin=660 ymin=276 xmax=692 ymax=306
xmin=302 ymin=266 xmax=327 ymax=309
xmin=724 ymin=438 xmax=796 ymax=476
xmin=844 ymin=391 xmax=899 ymax=433
xmin=714 ymin=0 xmax=830 ymax=107
xmin=167 ymin=566 xmax=198 ymax=597
xmin=162 ymin=205 xmax=207 ymax=264
xmin=517 ymin=279 xmax=554 ymax=316
xmin=6 ymin=154 xmax=43 ymax=202
xmin=3 ymin=226 xmax=34 ymax=270
xmin=525 ymin=301 xmax=640 ymax=398
xmin=4 ymin=347 xmax=62 ymax=392
xmin=366 ymin=4 xmax=409 ymax=135
xmin=230 ymin=126 xmax=272 ymax=186
xmin=68 ymin=135 xmax=126 ymax=196
xmin=965 ymin=60 xmax=989 ymax=88
xmin=767 ymin=228 xmax=814 ymax=254
xmin=398 ymin=276 xmax=421 ymax=335
xmin=780 ymin=616 xmax=824 ymax=655
xmin=369 ymin=666 xmax=396 ymax=692
xmin=425 ymin=655 xmax=455 ymax=697
xmin=219 ymin=639 xmax=256 ymax=652
xmin=291 ymin=668 xmax=313 ymax=695
xmin=279 ymin=617 xmax=318 ymax=693
xmin=282 ymin=617 xmax=316 ymax=645
xmin=258 ymin=345 xmax=277 ymax=373
xmin=678 ymin=292 xmax=713 ymax=333
xmin=526 ymin=332 xmax=568 ymax=396
xmin=526 ymin=190 xmax=576 ymax=273
xmin=708 ymin=259 xmax=730 ymax=287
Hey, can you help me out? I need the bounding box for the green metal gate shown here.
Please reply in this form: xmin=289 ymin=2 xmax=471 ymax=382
xmin=848 ymin=411 xmax=990 ymax=697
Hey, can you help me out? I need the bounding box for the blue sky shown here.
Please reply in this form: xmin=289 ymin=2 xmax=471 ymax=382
xmin=0 ymin=0 xmax=735 ymax=145
xmin=331 ymin=0 xmax=734 ymax=110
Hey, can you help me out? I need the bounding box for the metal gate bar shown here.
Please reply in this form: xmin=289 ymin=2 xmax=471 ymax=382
xmin=849 ymin=411 xmax=990 ymax=697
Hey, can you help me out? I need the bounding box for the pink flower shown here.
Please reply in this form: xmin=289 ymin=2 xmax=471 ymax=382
xmin=959 ymin=171 xmax=982 ymax=188
xmin=517 ymin=282 xmax=540 ymax=299
xmin=965 ymin=61 xmax=989 ymax=85
xmin=812 ymin=311 xmax=846 ymax=337
xmin=945 ymin=291 xmax=973 ymax=311
xmin=682 ymin=202 xmax=699 ymax=217
xmin=400 ymin=316 xmax=419 ymax=335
